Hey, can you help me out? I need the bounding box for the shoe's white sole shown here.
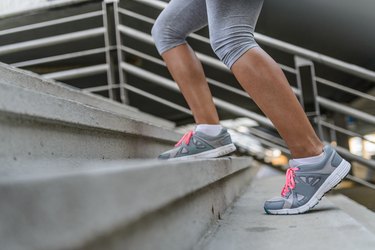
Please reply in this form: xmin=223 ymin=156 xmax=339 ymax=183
xmin=266 ymin=159 xmax=351 ymax=215
xmin=169 ymin=143 xmax=236 ymax=161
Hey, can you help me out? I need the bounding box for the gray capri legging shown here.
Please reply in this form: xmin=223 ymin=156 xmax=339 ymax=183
xmin=151 ymin=0 xmax=264 ymax=69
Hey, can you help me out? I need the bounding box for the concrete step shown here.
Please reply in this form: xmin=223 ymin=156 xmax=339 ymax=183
xmin=195 ymin=175 xmax=375 ymax=250
xmin=0 ymin=157 xmax=260 ymax=250
xmin=0 ymin=62 xmax=175 ymax=129
xmin=328 ymin=194 xmax=375 ymax=235
xmin=0 ymin=80 xmax=180 ymax=167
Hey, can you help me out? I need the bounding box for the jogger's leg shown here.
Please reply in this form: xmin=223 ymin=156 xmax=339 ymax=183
xmin=152 ymin=0 xmax=219 ymax=124
xmin=153 ymin=0 xmax=235 ymax=159
xmin=161 ymin=45 xmax=219 ymax=124
xmin=206 ymin=0 xmax=322 ymax=158
xmin=231 ymin=48 xmax=323 ymax=158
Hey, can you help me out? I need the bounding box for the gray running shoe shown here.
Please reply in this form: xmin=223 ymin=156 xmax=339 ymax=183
xmin=158 ymin=128 xmax=236 ymax=160
xmin=264 ymin=145 xmax=351 ymax=215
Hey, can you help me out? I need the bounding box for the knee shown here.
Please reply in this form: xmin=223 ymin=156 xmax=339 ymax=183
xmin=151 ymin=13 xmax=187 ymax=55
xmin=210 ymin=29 xmax=259 ymax=68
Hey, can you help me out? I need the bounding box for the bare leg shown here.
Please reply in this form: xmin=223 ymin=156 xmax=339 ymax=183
xmin=159 ymin=37 xmax=322 ymax=157
xmin=161 ymin=44 xmax=219 ymax=124
xmin=231 ymin=47 xmax=323 ymax=158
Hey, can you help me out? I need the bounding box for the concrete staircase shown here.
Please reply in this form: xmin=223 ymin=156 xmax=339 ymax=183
xmin=0 ymin=63 xmax=260 ymax=250
xmin=0 ymin=62 xmax=179 ymax=168
xmin=1 ymin=63 xmax=374 ymax=250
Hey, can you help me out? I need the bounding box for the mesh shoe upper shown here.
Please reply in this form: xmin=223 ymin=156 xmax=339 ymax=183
xmin=264 ymin=145 xmax=344 ymax=212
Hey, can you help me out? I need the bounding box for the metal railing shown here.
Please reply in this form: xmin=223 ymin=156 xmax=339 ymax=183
xmin=0 ymin=0 xmax=374 ymax=187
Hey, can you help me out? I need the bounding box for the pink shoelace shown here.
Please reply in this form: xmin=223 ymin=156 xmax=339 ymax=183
xmin=281 ymin=167 xmax=299 ymax=197
xmin=175 ymin=130 xmax=194 ymax=147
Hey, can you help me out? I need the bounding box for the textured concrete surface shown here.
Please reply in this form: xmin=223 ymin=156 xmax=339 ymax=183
xmin=0 ymin=157 xmax=256 ymax=250
xmin=328 ymin=194 xmax=375 ymax=235
xmin=196 ymin=176 xmax=375 ymax=250
xmin=83 ymin=159 xmax=260 ymax=250
xmin=0 ymin=81 xmax=179 ymax=164
xmin=0 ymin=62 xmax=174 ymax=128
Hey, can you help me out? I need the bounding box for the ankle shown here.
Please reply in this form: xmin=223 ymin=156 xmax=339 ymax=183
xmin=289 ymin=142 xmax=324 ymax=159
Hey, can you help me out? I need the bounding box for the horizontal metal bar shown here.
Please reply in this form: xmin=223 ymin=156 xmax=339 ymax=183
xmin=206 ymin=78 xmax=250 ymax=98
xmin=196 ymin=52 xmax=230 ymax=72
xmin=230 ymin=128 xmax=290 ymax=155
xmin=12 ymin=47 xmax=108 ymax=68
xmin=0 ymin=11 xmax=103 ymax=36
xmin=118 ymin=8 xmax=156 ymax=24
xmin=121 ymin=46 xmax=166 ymax=66
xmin=248 ymin=133 xmax=290 ymax=155
xmin=317 ymin=97 xmax=375 ymax=125
xmin=291 ymin=86 xmax=301 ymax=96
xmin=123 ymin=84 xmax=192 ymax=115
xmin=42 ymin=64 xmax=108 ymax=80
xmin=188 ymin=33 xmax=212 ymax=44
xmin=135 ymin=0 xmax=167 ymax=10
xmin=278 ymin=64 xmax=298 ymax=75
xmin=315 ymin=76 xmax=375 ymax=102
xmin=320 ymin=120 xmax=375 ymax=144
xmin=120 ymin=62 xmax=182 ymax=92
xmin=334 ymin=145 xmax=375 ymax=171
xmin=255 ymin=33 xmax=375 ymax=82
xmin=137 ymin=0 xmax=375 ymax=82
xmin=118 ymin=24 xmax=153 ymax=43
xmin=121 ymin=62 xmax=274 ymax=128
xmin=346 ymin=174 xmax=375 ymax=190
xmin=247 ymin=127 xmax=287 ymax=147
xmin=83 ymin=84 xmax=116 ymax=93
xmin=0 ymin=27 xmax=105 ymax=56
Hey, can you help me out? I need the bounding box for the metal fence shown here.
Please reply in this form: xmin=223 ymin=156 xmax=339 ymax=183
xmin=0 ymin=0 xmax=374 ymax=188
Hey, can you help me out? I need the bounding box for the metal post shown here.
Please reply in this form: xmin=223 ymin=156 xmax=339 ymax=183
xmin=294 ymin=56 xmax=324 ymax=139
xmin=333 ymin=112 xmax=351 ymax=151
xmin=102 ymin=0 xmax=128 ymax=103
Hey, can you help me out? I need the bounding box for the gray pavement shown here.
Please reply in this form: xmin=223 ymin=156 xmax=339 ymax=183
xmin=196 ymin=175 xmax=375 ymax=250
